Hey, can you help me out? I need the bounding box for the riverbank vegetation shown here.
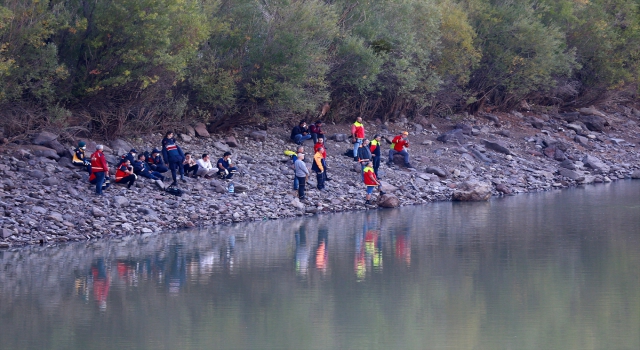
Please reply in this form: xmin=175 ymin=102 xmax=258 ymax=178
xmin=0 ymin=0 xmax=638 ymax=139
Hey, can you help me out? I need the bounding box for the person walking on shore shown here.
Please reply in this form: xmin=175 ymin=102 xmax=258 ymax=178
xmin=351 ymin=117 xmax=365 ymax=161
xmin=294 ymin=153 xmax=309 ymax=200
xmin=90 ymin=144 xmax=109 ymax=195
xmin=162 ymin=131 xmax=186 ymax=186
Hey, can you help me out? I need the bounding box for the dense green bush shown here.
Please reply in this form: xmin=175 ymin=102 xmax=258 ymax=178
xmin=0 ymin=0 xmax=638 ymax=138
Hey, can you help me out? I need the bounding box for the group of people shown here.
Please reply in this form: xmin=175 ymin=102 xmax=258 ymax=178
xmin=288 ymin=117 xmax=412 ymax=204
xmin=72 ymin=131 xmax=238 ymax=195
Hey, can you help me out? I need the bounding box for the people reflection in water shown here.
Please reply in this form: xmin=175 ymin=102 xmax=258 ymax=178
xmin=167 ymin=244 xmax=187 ymax=294
xmin=90 ymin=258 xmax=110 ymax=310
xmin=219 ymin=235 xmax=236 ymax=273
xmin=315 ymin=228 xmax=329 ymax=273
xmin=392 ymin=228 xmax=411 ymax=266
xmin=355 ymin=215 xmax=383 ymax=281
xmin=294 ymin=224 xmax=310 ymax=276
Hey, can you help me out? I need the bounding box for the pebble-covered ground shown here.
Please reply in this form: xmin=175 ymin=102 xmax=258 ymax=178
xmin=2 ymin=104 xmax=640 ymax=248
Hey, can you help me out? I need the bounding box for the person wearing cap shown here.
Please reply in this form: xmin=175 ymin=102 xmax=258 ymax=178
xmin=196 ymin=154 xmax=217 ymax=178
xmin=182 ymin=152 xmax=199 ymax=177
xmin=217 ymin=151 xmax=237 ymax=179
xmin=388 ymin=131 xmax=413 ymax=168
xmin=294 ymin=153 xmax=310 ymax=200
xmin=311 ymin=147 xmax=326 ymax=190
xmin=370 ymin=134 xmax=382 ymax=177
xmin=133 ymin=154 xmax=165 ymax=181
xmin=90 ymin=144 xmax=109 ymax=195
xmin=309 ymin=120 xmax=326 ymax=144
xmin=72 ymin=141 xmax=91 ymax=173
xmin=121 ymin=149 xmax=137 ymax=166
xmin=357 ymin=139 xmax=372 ymax=180
xmin=290 ymin=120 xmax=312 ymax=145
xmin=363 ymin=161 xmax=384 ymax=205
xmin=162 ymin=131 xmax=186 ymax=186
xmin=147 ymin=148 xmax=168 ymax=173
xmin=351 ymin=117 xmax=366 ymax=161
xmin=115 ymin=159 xmax=137 ymax=189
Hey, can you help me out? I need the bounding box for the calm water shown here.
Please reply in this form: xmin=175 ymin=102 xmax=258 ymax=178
xmin=1 ymin=182 xmax=639 ymax=350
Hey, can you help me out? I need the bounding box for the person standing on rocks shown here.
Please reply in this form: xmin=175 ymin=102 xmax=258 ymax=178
xmin=162 ymin=131 xmax=186 ymax=186
xmin=196 ymin=154 xmax=217 ymax=178
xmin=217 ymin=151 xmax=238 ymax=179
xmin=351 ymin=117 xmax=365 ymax=161
xmin=314 ymin=138 xmax=331 ymax=182
xmin=147 ymin=148 xmax=168 ymax=173
xmin=357 ymin=139 xmax=372 ymax=180
xmin=290 ymin=120 xmax=312 ymax=145
xmin=312 ymin=147 xmax=326 ymax=191
xmin=363 ymin=161 xmax=383 ymax=205
xmin=288 ymin=146 xmax=305 ymax=191
xmin=90 ymin=144 xmax=109 ymax=195
xmin=388 ymin=131 xmax=413 ymax=168
xmin=115 ymin=159 xmax=137 ymax=189
xmin=309 ymin=120 xmax=326 ymax=144
xmin=72 ymin=141 xmax=91 ymax=173
xmin=370 ymin=134 xmax=382 ymax=177
xmin=294 ymin=153 xmax=309 ymax=200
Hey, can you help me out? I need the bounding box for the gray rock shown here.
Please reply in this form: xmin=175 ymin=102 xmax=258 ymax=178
xmin=610 ymin=138 xmax=626 ymax=146
xmin=31 ymin=206 xmax=47 ymax=214
xmin=471 ymin=149 xmax=492 ymax=163
xmin=559 ymin=159 xmax=576 ymax=170
xmin=32 ymin=131 xmax=58 ymax=146
xmin=42 ymin=177 xmax=59 ymax=186
xmin=110 ymin=139 xmax=134 ymax=153
xmin=0 ymin=228 xmax=15 ymax=239
xmin=579 ymin=115 xmax=606 ymax=132
xmin=436 ymin=129 xmax=465 ymax=144
xmin=291 ymin=198 xmax=305 ymax=210
xmin=180 ymin=134 xmax=192 ymax=142
xmin=377 ymin=194 xmax=400 ymax=208
xmin=226 ymin=136 xmax=239 ymax=147
xmin=483 ymin=140 xmax=512 ymax=155
xmin=30 ymin=170 xmax=46 ymax=179
xmin=194 ymin=122 xmax=210 ymax=137
xmin=482 ymin=114 xmax=500 ymax=124
xmin=559 ymin=168 xmax=585 ymax=181
xmin=113 ymin=196 xmax=129 ymax=208
xmin=331 ymin=133 xmax=347 ymax=142
xmin=575 ymin=135 xmax=590 ymax=147
xmin=455 ymin=123 xmax=472 ymax=135
xmin=379 ymin=181 xmax=398 ymax=192
xmin=23 ymin=145 xmax=60 ymax=160
xmin=213 ymin=141 xmax=230 ymax=152
xmin=250 ymin=130 xmax=267 ymax=141
xmin=452 ymin=181 xmax=492 ymax=201
xmin=566 ymin=123 xmax=583 ymax=133
xmin=425 ymin=167 xmax=447 ymax=177
xmin=578 ymin=107 xmax=606 ymax=118
xmin=185 ymin=125 xmax=196 ymax=137
xmin=495 ymin=183 xmax=512 ymax=195
xmin=47 ymin=139 xmax=70 ymax=157
xmin=48 ymin=212 xmax=64 ymax=222
xmin=497 ymin=129 xmax=511 ymax=138
xmin=92 ymin=207 xmax=107 ymax=217
xmin=57 ymin=157 xmax=75 ymax=168
xmin=582 ymin=155 xmax=610 ymax=173
xmin=553 ymin=148 xmax=567 ymax=161
xmin=557 ymin=112 xmax=580 ymax=122
xmin=353 ymin=163 xmax=362 ymax=173
xmin=631 ymin=170 xmax=640 ymax=179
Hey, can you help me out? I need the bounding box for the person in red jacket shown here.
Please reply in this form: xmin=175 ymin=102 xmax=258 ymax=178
xmin=313 ymin=138 xmax=331 ymax=181
xmin=90 ymin=144 xmax=110 ymax=195
xmin=115 ymin=159 xmax=137 ymax=189
xmin=351 ymin=117 xmax=365 ymax=161
xmin=363 ymin=161 xmax=384 ymax=205
xmin=387 ymin=131 xmax=413 ymax=168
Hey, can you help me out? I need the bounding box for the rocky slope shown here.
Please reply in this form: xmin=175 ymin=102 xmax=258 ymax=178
xmin=2 ymin=104 xmax=640 ymax=248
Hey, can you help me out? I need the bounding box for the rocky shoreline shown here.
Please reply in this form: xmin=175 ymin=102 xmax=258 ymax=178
xmin=2 ymin=105 xmax=640 ymax=248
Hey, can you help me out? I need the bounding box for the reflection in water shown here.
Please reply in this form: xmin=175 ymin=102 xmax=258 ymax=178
xmin=1 ymin=182 xmax=640 ymax=350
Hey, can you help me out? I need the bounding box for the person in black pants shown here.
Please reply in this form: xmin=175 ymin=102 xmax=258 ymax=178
xmin=161 ymin=131 xmax=186 ymax=186
xmin=115 ymin=159 xmax=137 ymax=189
xmin=370 ymin=134 xmax=382 ymax=177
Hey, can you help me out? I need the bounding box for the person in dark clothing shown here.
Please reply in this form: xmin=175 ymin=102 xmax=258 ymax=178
xmin=370 ymin=134 xmax=382 ymax=177
xmin=121 ymin=149 xmax=137 ymax=165
xmin=309 ymin=120 xmax=326 ymax=144
xmin=147 ymin=148 xmax=168 ymax=173
xmin=290 ymin=120 xmax=312 ymax=145
xmin=182 ymin=153 xmax=199 ymax=177
xmin=311 ymin=147 xmax=326 ymax=190
xmin=72 ymin=141 xmax=91 ymax=173
xmin=133 ymin=154 xmax=165 ymax=181
xmin=161 ymin=131 xmax=186 ymax=186
xmin=217 ymin=151 xmax=238 ymax=179
xmin=115 ymin=159 xmax=137 ymax=189
xmin=357 ymin=139 xmax=372 ymax=180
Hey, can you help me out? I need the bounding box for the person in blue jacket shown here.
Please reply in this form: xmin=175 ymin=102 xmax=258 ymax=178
xmin=133 ymin=154 xmax=165 ymax=181
xmin=147 ymin=148 xmax=169 ymax=173
xmin=161 ymin=131 xmax=186 ymax=186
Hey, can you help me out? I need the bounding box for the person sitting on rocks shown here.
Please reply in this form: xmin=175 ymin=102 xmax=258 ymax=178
xmin=147 ymin=148 xmax=168 ymax=173
xmin=182 ymin=152 xmax=199 ymax=177
xmin=294 ymin=153 xmax=309 ymax=200
xmin=162 ymin=131 xmax=186 ymax=186
xmin=363 ymin=161 xmax=384 ymax=205
xmin=370 ymin=134 xmax=382 ymax=177
xmin=196 ymin=154 xmax=217 ymax=178
xmin=217 ymin=151 xmax=237 ymax=179
xmin=72 ymin=141 xmax=91 ymax=173
xmin=133 ymin=154 xmax=165 ymax=181
xmin=115 ymin=159 xmax=137 ymax=189
xmin=311 ymin=147 xmax=326 ymax=191
xmin=121 ymin=149 xmax=137 ymax=165
xmin=314 ymin=138 xmax=331 ymax=181
xmin=309 ymin=120 xmax=326 ymax=144
xmin=90 ymin=144 xmax=110 ymax=195
xmin=357 ymin=139 xmax=372 ymax=180
xmin=388 ymin=131 xmax=413 ymax=168
xmin=290 ymin=120 xmax=312 ymax=145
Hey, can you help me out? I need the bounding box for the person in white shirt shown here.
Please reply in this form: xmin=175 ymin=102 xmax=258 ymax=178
xmin=196 ymin=154 xmax=216 ymax=178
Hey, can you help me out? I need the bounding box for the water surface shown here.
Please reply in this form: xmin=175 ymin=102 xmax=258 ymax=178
xmin=1 ymin=182 xmax=639 ymax=350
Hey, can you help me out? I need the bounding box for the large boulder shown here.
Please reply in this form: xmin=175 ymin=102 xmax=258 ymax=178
xmin=23 ymin=145 xmax=60 ymax=160
xmin=483 ymin=139 xmax=512 ymax=155
xmin=578 ymin=107 xmax=607 ymax=118
xmin=436 ymin=129 xmax=465 ymax=144
xmin=110 ymin=139 xmax=134 ymax=154
xmin=226 ymin=136 xmax=239 ymax=147
xmin=194 ymin=122 xmax=210 ymax=137
xmin=379 ymin=181 xmax=398 ymax=193
xmin=452 ymin=180 xmax=492 ymax=201
xmin=579 ymin=115 xmax=607 ymax=132
xmin=377 ymin=194 xmax=400 ymax=208
xmin=582 ymin=155 xmax=610 ymax=173
xmin=631 ymin=170 xmax=640 ymax=179
xmin=213 ymin=141 xmax=230 ymax=152
xmin=250 ymin=130 xmax=267 ymax=141
xmin=559 ymin=168 xmax=585 ymax=181
xmin=32 ymin=131 xmax=58 ymax=146
xmin=47 ymin=139 xmax=70 ymax=158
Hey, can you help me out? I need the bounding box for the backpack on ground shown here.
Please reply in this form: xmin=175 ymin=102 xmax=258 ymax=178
xmin=165 ymin=185 xmax=183 ymax=196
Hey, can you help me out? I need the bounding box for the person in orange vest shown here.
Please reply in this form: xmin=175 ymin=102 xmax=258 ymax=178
xmin=363 ymin=161 xmax=384 ymax=205
xmin=313 ymin=138 xmax=331 ymax=181
xmin=72 ymin=141 xmax=91 ymax=173
xmin=387 ymin=131 xmax=413 ymax=168
xmin=115 ymin=159 xmax=137 ymax=189
xmin=351 ymin=117 xmax=365 ymax=161
xmin=311 ymin=147 xmax=326 ymax=190
xmin=90 ymin=144 xmax=109 ymax=195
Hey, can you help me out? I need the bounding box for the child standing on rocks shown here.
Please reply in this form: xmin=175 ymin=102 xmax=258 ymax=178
xmin=363 ymin=161 xmax=384 ymax=205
